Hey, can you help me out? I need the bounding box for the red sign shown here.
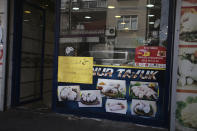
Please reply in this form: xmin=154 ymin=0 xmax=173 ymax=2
xmin=0 ymin=46 xmax=3 ymax=65
xmin=135 ymin=46 xmax=166 ymax=68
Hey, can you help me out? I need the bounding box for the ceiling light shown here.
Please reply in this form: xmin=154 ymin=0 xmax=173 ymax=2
xmin=149 ymin=22 xmax=155 ymax=24
xmin=121 ymin=22 xmax=126 ymax=25
xmin=148 ymin=14 xmax=154 ymax=17
xmin=115 ymin=15 xmax=121 ymax=18
xmin=24 ymin=10 xmax=31 ymax=14
xmin=84 ymin=16 xmax=91 ymax=19
xmin=146 ymin=4 xmax=154 ymax=8
xmin=73 ymin=7 xmax=79 ymax=10
xmin=108 ymin=6 xmax=115 ymax=9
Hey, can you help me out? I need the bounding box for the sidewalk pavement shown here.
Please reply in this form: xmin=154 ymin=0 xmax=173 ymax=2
xmin=0 ymin=108 xmax=168 ymax=131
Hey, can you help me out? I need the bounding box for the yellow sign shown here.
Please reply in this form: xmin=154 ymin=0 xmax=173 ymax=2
xmin=58 ymin=56 xmax=93 ymax=84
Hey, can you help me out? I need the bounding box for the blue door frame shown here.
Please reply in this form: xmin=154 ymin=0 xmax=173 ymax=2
xmin=11 ymin=0 xmax=46 ymax=106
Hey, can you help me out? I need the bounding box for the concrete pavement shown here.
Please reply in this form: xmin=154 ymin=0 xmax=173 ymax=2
xmin=0 ymin=108 xmax=168 ymax=131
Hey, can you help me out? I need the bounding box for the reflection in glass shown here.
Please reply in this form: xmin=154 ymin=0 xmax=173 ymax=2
xmin=59 ymin=0 xmax=167 ymax=66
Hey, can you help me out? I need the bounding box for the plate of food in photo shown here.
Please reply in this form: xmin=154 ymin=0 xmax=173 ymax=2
xmin=179 ymin=7 xmax=197 ymax=43
xmin=105 ymin=99 xmax=127 ymax=114
xmin=130 ymin=81 xmax=159 ymax=100
xmin=78 ymin=90 xmax=102 ymax=107
xmin=131 ymin=100 xmax=157 ymax=117
xmin=176 ymin=93 xmax=197 ymax=130
xmin=96 ymin=79 xmax=126 ymax=98
xmin=177 ymin=49 xmax=197 ymax=90
xmin=58 ymin=86 xmax=81 ymax=101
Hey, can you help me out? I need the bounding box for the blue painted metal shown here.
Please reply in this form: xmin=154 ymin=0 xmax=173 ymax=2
xmin=52 ymin=0 xmax=60 ymax=111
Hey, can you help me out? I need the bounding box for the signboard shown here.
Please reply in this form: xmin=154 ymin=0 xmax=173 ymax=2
xmin=176 ymin=0 xmax=197 ymax=130
xmin=54 ymin=65 xmax=168 ymax=127
xmin=58 ymin=56 xmax=93 ymax=84
xmin=135 ymin=46 xmax=166 ymax=68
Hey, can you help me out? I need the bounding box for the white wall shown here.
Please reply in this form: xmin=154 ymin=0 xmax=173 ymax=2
xmin=0 ymin=0 xmax=8 ymax=111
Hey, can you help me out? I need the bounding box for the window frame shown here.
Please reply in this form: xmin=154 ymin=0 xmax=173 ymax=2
xmin=117 ymin=15 xmax=138 ymax=31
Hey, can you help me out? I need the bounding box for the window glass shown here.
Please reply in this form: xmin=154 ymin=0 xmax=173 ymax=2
xmin=117 ymin=16 xmax=138 ymax=30
xmin=59 ymin=0 xmax=168 ymax=67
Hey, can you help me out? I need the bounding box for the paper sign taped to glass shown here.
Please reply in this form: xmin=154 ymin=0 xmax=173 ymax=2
xmin=58 ymin=56 xmax=93 ymax=84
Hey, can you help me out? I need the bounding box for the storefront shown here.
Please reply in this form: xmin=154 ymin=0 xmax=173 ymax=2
xmin=52 ymin=0 xmax=175 ymax=128
xmin=7 ymin=0 xmax=197 ymax=130
xmin=0 ymin=0 xmax=8 ymax=111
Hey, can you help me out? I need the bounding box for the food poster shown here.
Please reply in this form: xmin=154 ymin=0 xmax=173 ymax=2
xmin=78 ymin=90 xmax=102 ymax=107
xmin=176 ymin=92 xmax=197 ymax=130
xmin=180 ymin=6 xmax=197 ymax=44
xmin=105 ymin=99 xmax=127 ymax=114
xmin=55 ymin=65 xmax=168 ymax=126
xmin=131 ymin=100 xmax=157 ymax=117
xmin=177 ymin=47 xmax=197 ymax=90
xmin=176 ymin=0 xmax=197 ymax=130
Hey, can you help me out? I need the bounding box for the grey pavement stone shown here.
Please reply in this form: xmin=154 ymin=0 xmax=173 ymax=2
xmin=0 ymin=109 xmax=168 ymax=131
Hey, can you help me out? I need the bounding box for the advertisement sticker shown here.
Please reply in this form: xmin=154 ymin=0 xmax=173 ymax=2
xmin=135 ymin=46 xmax=166 ymax=68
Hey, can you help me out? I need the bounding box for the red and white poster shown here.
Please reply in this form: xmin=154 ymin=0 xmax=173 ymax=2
xmin=135 ymin=46 xmax=166 ymax=68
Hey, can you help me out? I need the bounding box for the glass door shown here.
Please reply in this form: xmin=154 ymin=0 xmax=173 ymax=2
xmin=12 ymin=0 xmax=45 ymax=105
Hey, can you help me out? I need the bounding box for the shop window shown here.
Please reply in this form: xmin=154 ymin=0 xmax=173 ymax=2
xmin=55 ymin=0 xmax=171 ymax=127
xmin=59 ymin=0 xmax=165 ymax=67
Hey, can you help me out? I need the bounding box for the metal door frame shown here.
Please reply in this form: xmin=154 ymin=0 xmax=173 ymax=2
xmin=11 ymin=0 xmax=46 ymax=106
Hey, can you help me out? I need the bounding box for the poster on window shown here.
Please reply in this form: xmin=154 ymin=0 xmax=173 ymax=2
xmin=177 ymin=47 xmax=197 ymax=90
xmin=176 ymin=92 xmax=197 ymax=131
xmin=135 ymin=46 xmax=166 ymax=68
xmin=54 ymin=65 xmax=168 ymax=127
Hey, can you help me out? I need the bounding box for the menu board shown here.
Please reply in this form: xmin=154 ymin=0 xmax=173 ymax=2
xmin=176 ymin=0 xmax=197 ymax=130
xmin=54 ymin=65 xmax=167 ymax=126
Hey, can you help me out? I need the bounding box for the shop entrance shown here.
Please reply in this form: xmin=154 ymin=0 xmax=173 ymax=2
xmin=11 ymin=0 xmax=55 ymax=108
